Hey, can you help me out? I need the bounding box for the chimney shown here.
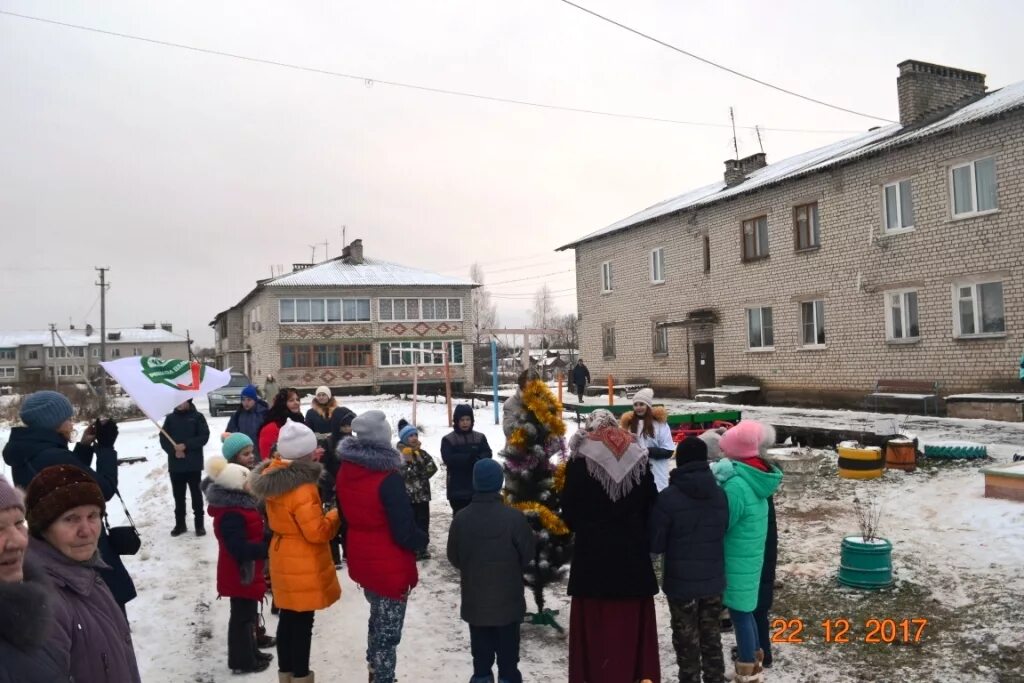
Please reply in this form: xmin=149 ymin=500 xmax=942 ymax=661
xmin=142 ymin=322 xmax=156 ymax=330
xmin=292 ymin=263 xmax=313 ymax=271
xmin=739 ymin=152 xmax=767 ymax=175
xmin=160 ymin=322 xmax=173 ymax=332
xmin=85 ymin=324 xmax=94 ymax=336
xmin=723 ymin=159 xmax=746 ymax=187
xmin=345 ymin=239 xmax=364 ymax=265
xmin=897 ymin=60 xmax=986 ymax=126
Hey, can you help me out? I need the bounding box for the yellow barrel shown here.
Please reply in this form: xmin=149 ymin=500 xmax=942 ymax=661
xmin=838 ymin=445 xmax=884 ymax=480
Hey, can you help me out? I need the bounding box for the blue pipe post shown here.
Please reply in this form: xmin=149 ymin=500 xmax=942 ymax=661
xmin=492 ymin=340 xmax=499 ymax=425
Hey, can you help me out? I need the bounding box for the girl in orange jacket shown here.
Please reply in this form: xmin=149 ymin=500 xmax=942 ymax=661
xmin=250 ymin=421 xmax=340 ymax=683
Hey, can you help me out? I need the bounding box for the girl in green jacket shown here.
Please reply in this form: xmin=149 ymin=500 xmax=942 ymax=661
xmin=712 ymin=421 xmax=782 ymax=683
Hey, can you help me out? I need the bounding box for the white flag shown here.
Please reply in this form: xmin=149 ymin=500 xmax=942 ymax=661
xmin=100 ymin=356 xmax=232 ymax=424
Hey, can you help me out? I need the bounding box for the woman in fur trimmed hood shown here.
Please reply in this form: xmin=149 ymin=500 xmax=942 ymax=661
xmin=249 ymin=421 xmax=340 ymax=683
xmin=337 ymin=410 xmax=428 ymax=683
xmin=620 ymin=388 xmax=676 ymax=491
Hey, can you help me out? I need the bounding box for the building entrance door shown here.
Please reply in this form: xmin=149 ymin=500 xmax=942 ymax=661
xmin=694 ymin=342 xmax=716 ymax=390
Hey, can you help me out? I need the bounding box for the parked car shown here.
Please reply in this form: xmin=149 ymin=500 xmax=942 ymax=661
xmin=207 ymin=372 xmax=252 ymax=417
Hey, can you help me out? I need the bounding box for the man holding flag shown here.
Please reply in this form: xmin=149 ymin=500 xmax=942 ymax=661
xmin=160 ymin=400 xmax=211 ymax=536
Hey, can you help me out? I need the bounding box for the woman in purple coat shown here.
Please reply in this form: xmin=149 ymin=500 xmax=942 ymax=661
xmin=24 ymin=465 xmax=142 ymax=683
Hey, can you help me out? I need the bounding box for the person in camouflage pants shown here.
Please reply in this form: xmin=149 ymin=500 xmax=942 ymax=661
xmin=366 ymin=590 xmax=408 ymax=683
xmin=669 ymin=595 xmax=727 ymax=683
xmin=396 ymin=421 xmax=438 ymax=560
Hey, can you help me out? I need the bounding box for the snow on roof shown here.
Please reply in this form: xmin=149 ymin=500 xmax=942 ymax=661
xmin=0 ymin=327 xmax=188 ymax=348
xmin=558 ymin=80 xmax=1024 ymax=250
xmin=266 ymin=257 xmax=475 ymax=288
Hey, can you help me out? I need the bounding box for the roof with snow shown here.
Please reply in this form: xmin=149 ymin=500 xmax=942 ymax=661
xmin=557 ymin=80 xmax=1024 ymax=250
xmin=0 ymin=327 xmax=189 ymax=348
xmin=265 ymin=257 xmax=476 ymax=288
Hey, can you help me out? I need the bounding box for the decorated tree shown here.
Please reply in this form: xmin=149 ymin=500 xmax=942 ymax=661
xmin=500 ymin=371 xmax=572 ymax=630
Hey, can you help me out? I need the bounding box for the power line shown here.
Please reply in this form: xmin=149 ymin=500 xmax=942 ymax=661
xmin=0 ymin=10 xmax=861 ymax=135
xmin=555 ymin=0 xmax=896 ymax=123
xmin=486 ymin=270 xmax=573 ymax=286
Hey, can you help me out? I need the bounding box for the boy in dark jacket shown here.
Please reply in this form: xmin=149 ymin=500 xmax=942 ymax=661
xmin=224 ymin=385 xmax=268 ymax=445
xmin=441 ymin=404 xmax=493 ymax=515
xmin=203 ymin=455 xmax=272 ymax=675
xmin=448 ymin=459 xmax=535 ymax=683
xmin=649 ymin=437 xmax=729 ymax=683
xmin=160 ymin=399 xmax=211 ymax=537
xmin=397 ymin=420 xmax=438 ymax=559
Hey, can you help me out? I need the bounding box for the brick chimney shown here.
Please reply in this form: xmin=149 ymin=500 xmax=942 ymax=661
xmin=341 ymin=239 xmax=364 ymax=265
xmin=723 ymin=153 xmax=767 ymax=188
xmin=160 ymin=322 xmax=173 ymax=332
xmin=897 ymin=60 xmax=986 ymax=126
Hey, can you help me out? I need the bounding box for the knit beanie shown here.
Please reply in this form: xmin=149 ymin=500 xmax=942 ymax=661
xmin=315 ymin=386 xmax=331 ymax=398
xmin=222 ymin=432 xmax=254 ymax=461
xmin=398 ymin=424 xmax=418 ymax=443
xmin=205 ymin=456 xmax=250 ymax=491
xmin=276 ymin=420 xmax=318 ymax=460
xmin=0 ymin=475 xmax=24 ymax=513
xmin=632 ymin=388 xmax=654 ymax=408
xmin=675 ymin=436 xmax=708 ymax=466
xmin=472 ymin=458 xmax=503 ymax=494
xmin=718 ymin=420 xmax=773 ymax=460
xmin=20 ymin=391 xmax=75 ymax=431
xmin=24 ymin=465 xmax=105 ymax=536
xmin=352 ymin=410 xmax=392 ymax=445
xmin=240 ymin=385 xmax=259 ymax=401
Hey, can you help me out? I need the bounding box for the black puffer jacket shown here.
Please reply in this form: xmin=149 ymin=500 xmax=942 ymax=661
xmin=561 ymin=457 xmax=658 ymax=599
xmin=0 ymin=561 xmax=67 ymax=683
xmin=159 ymin=402 xmax=210 ymax=473
xmin=649 ymin=462 xmax=729 ymax=601
xmin=440 ymin=406 xmax=492 ymax=504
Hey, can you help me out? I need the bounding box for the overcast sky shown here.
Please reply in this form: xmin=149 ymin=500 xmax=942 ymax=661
xmin=2 ymin=0 xmax=1022 ymax=345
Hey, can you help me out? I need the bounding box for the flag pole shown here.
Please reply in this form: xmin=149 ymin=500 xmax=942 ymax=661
xmin=152 ymin=419 xmax=178 ymax=447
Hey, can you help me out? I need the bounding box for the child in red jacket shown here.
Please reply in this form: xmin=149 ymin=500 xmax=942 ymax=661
xmin=203 ymin=455 xmax=272 ymax=675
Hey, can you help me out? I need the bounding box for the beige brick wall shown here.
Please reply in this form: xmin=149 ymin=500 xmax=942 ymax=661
xmin=573 ymin=114 xmax=1024 ymax=401
xmin=239 ymin=286 xmax=476 ymax=392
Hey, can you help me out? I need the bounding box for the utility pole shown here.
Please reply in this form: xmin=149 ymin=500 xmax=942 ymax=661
xmin=95 ymin=267 xmax=109 ymax=408
xmin=49 ymin=324 xmax=58 ymax=389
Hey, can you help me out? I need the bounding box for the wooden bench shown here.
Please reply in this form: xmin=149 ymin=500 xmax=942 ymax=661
xmin=867 ymin=379 xmax=939 ymax=415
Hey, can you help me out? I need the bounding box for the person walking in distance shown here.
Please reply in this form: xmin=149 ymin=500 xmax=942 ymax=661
xmin=441 ymin=404 xmax=493 ymax=516
xmin=571 ymin=358 xmax=591 ymax=404
xmin=160 ymin=399 xmax=211 ymax=537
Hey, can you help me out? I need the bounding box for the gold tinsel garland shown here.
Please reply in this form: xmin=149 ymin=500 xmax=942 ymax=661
xmin=553 ymin=461 xmax=567 ymax=493
xmin=511 ymin=501 xmax=570 ymax=536
xmin=520 ymin=379 xmax=566 ymax=438
xmin=508 ymin=427 xmax=527 ymax=449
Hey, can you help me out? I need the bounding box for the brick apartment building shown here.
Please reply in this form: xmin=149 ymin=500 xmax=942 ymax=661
xmin=558 ymin=60 xmax=1024 ymax=405
xmin=210 ymin=240 xmax=478 ymax=393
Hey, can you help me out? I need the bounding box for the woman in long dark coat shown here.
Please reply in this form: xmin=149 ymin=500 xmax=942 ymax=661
xmin=561 ymin=409 xmax=660 ymax=683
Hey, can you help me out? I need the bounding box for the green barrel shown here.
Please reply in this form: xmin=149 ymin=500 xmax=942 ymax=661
xmin=838 ymin=536 xmax=893 ymax=589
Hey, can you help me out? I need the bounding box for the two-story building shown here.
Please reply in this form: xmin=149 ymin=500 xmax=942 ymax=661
xmin=558 ymin=60 xmax=1023 ymax=406
xmin=210 ymin=240 xmax=478 ymax=393
xmin=0 ymin=323 xmax=190 ymax=390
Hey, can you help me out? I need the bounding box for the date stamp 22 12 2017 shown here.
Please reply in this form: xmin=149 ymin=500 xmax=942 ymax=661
xmin=771 ymin=618 xmax=929 ymax=644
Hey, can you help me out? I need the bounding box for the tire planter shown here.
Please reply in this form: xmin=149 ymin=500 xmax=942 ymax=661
xmin=885 ymin=439 xmax=917 ymax=472
xmin=837 ymin=444 xmax=884 ymax=480
xmin=838 ymin=536 xmax=894 ymax=589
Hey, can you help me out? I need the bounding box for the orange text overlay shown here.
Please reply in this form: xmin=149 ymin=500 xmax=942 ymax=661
xmin=771 ymin=618 xmax=929 ymax=644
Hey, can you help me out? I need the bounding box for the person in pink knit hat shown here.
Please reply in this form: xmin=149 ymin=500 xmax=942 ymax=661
xmin=710 ymin=421 xmax=782 ymax=683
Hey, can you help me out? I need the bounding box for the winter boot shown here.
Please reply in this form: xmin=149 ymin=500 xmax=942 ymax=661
xmin=170 ymin=520 xmax=187 ymax=537
xmin=231 ymin=658 xmax=271 ymax=675
xmin=195 ymin=515 xmax=206 ymax=537
xmin=733 ymin=662 xmax=764 ymax=683
xmin=469 ymin=674 xmax=495 ymax=683
xmin=278 ymin=673 xmax=292 ymax=683
xmin=292 ymin=673 xmax=314 ymax=683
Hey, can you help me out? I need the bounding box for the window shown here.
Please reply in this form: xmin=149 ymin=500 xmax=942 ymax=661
xmin=601 ymin=261 xmax=613 ymax=293
xmin=378 ymin=341 xmax=463 ymax=366
xmin=0 ymin=349 xmax=14 ymax=360
xmin=702 ymin=235 xmax=711 ymax=273
xmin=883 ymin=180 xmax=915 ymax=232
xmin=793 ymin=203 xmax=820 ymax=250
xmin=46 ymin=347 xmax=67 ymax=359
xmin=800 ymin=300 xmax=826 ymax=346
xmin=279 ymin=298 xmax=371 ymax=323
xmin=602 ymin=323 xmax=616 ymax=359
xmin=741 ymin=216 xmax=769 ymax=261
xmin=951 ymin=157 xmax=998 ymax=217
xmin=90 ymin=348 xmax=98 ymax=358
xmin=151 ymin=347 xmax=162 ymax=357
xmin=0 ymin=367 xmax=15 ymax=378
xmin=111 ymin=348 xmax=121 ymax=358
xmin=280 ymin=343 xmax=373 ymax=368
xmin=132 ymin=347 xmax=141 ymax=356
xmin=377 ymin=298 xmax=460 ymax=322
xmin=652 ymin=320 xmax=668 ymax=355
xmin=954 ymin=281 xmax=1005 ymax=336
xmin=650 ymin=248 xmax=665 ymax=284
xmin=885 ymin=290 xmax=920 ymax=341
xmin=746 ymin=307 xmax=774 ymax=350
xmin=29 ymin=350 xmax=39 ymax=360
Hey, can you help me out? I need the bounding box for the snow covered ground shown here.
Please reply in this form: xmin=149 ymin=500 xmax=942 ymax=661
xmin=2 ymin=395 xmax=1023 ymax=682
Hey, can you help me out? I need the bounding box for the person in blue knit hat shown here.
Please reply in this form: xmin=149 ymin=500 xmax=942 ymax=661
xmin=224 ymin=385 xmax=268 ymax=447
xmin=396 ymin=419 xmax=437 ymax=560
xmin=1 ymin=390 xmax=137 ymax=610
xmin=222 ymin=432 xmax=257 ymax=469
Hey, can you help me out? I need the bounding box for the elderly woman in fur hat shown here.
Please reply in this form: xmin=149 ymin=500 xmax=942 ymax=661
xmin=561 ymin=409 xmax=661 ymax=683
